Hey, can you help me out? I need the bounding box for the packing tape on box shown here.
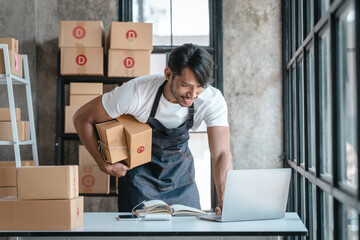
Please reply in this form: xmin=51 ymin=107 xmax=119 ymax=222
xmin=74 ymin=21 xmax=86 ymax=47
xmin=76 ymin=48 xmax=87 ymax=73
xmin=97 ymin=140 xmax=127 ymax=163
xmin=75 ymin=43 xmax=85 ymax=47
xmin=123 ymin=52 xmax=135 ymax=77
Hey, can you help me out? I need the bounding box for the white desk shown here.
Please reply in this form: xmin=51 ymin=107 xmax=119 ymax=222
xmin=0 ymin=212 xmax=307 ymax=237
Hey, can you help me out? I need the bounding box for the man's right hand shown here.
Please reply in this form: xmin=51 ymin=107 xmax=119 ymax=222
xmin=73 ymin=96 xmax=131 ymax=178
xmin=100 ymin=161 xmax=130 ymax=177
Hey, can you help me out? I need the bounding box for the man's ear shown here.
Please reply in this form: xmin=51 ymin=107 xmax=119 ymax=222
xmin=164 ymin=67 xmax=172 ymax=81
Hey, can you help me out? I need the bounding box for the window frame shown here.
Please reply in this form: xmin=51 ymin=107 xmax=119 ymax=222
xmin=283 ymin=0 xmax=360 ymax=239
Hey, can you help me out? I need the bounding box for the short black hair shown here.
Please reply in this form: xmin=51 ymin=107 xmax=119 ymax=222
xmin=167 ymin=43 xmax=213 ymax=88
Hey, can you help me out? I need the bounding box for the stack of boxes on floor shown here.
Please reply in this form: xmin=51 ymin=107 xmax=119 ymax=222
xmin=0 ymin=37 xmax=23 ymax=77
xmin=65 ymin=82 xmax=103 ymax=133
xmin=0 ymin=165 xmax=83 ymax=230
xmin=108 ymin=22 xmax=152 ymax=77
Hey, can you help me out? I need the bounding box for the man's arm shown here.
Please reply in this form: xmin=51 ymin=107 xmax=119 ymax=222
xmin=73 ymin=96 xmax=130 ymax=177
xmin=207 ymin=126 xmax=233 ymax=214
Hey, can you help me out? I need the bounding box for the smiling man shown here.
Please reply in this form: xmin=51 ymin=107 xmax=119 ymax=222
xmin=73 ymin=43 xmax=233 ymax=214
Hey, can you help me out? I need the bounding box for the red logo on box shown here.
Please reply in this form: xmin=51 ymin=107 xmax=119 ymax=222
xmin=14 ymin=54 xmax=18 ymax=71
xmin=137 ymin=146 xmax=145 ymax=153
xmin=124 ymin=57 xmax=135 ymax=68
xmin=82 ymin=174 xmax=95 ymax=187
xmin=126 ymin=30 xmax=137 ymax=40
xmin=76 ymin=54 xmax=87 ymax=66
xmin=77 ymin=207 xmax=79 ymax=216
xmin=73 ymin=26 xmax=86 ymax=39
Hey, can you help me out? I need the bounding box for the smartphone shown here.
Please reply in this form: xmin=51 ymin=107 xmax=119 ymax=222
xmin=117 ymin=214 xmax=138 ymax=220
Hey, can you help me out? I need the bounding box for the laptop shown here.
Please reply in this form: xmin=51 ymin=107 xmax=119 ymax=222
xmin=197 ymin=168 xmax=291 ymax=222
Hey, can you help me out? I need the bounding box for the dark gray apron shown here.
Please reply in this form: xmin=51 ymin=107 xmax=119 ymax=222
xmin=117 ymin=80 xmax=200 ymax=212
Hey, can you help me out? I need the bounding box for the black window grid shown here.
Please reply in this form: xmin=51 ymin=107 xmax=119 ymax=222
xmin=283 ymin=0 xmax=360 ymax=239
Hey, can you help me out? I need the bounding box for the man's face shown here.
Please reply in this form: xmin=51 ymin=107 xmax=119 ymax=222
xmin=169 ymin=67 xmax=204 ymax=107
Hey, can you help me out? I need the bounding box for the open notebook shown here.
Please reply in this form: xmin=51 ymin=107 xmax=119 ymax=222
xmin=197 ymin=168 xmax=291 ymax=222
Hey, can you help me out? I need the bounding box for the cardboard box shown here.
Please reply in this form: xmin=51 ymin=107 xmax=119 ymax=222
xmin=0 ymin=187 xmax=16 ymax=198
xmin=70 ymin=82 xmax=103 ymax=95
xmin=0 ymin=161 xmax=35 ymax=187
xmin=0 ymin=108 xmax=21 ymax=121
xmin=59 ymin=20 xmax=104 ymax=47
xmin=0 ymin=121 xmax=30 ymax=141
xmin=116 ymin=115 xmax=152 ymax=169
xmin=96 ymin=120 xmax=128 ymax=164
xmin=60 ymin=47 xmax=104 ymax=76
xmin=78 ymin=145 xmax=95 ymax=165
xmin=0 ymin=38 xmax=18 ymax=53
xmin=65 ymin=105 xmax=81 ymax=133
xmin=0 ymin=196 xmax=83 ymax=230
xmin=0 ymin=167 xmax=16 ymax=187
xmin=108 ymin=49 xmax=150 ymax=77
xmin=79 ymin=165 xmax=109 ymax=194
xmin=70 ymin=94 xmax=100 ymax=106
xmin=0 ymin=49 xmax=23 ymax=78
xmin=109 ymin=22 xmax=152 ymax=50
xmin=17 ymin=165 xmax=79 ymax=200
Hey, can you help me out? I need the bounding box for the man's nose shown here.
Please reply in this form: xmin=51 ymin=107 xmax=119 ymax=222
xmin=187 ymin=87 xmax=197 ymax=99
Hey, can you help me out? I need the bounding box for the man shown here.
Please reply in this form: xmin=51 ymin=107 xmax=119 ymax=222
xmin=73 ymin=43 xmax=232 ymax=214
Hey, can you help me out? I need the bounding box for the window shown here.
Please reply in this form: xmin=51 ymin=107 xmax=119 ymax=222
xmin=283 ymin=0 xmax=359 ymax=239
xmin=337 ymin=2 xmax=357 ymax=189
xmin=121 ymin=0 xmax=223 ymax=210
xmin=319 ymin=28 xmax=332 ymax=177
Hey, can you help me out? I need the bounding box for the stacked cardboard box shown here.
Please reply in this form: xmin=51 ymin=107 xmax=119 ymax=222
xmin=96 ymin=120 xmax=128 ymax=164
xmin=108 ymin=22 xmax=152 ymax=77
xmin=0 ymin=37 xmax=23 ymax=78
xmin=78 ymin=145 xmax=111 ymax=194
xmin=96 ymin=115 xmax=152 ymax=169
xmin=65 ymin=82 xmax=103 ymax=133
xmin=59 ymin=21 xmax=105 ymax=76
xmin=0 ymin=108 xmax=30 ymax=141
xmin=0 ymin=165 xmax=83 ymax=230
xmin=116 ymin=115 xmax=152 ymax=169
xmin=0 ymin=161 xmax=35 ymax=198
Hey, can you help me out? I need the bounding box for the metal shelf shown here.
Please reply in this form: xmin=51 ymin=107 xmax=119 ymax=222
xmin=0 ymin=44 xmax=39 ymax=167
xmin=54 ymin=51 xmax=133 ymax=165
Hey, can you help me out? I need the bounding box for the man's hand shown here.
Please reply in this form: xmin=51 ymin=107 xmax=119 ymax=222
xmin=214 ymin=203 xmax=223 ymax=215
xmin=207 ymin=126 xmax=233 ymax=216
xmin=100 ymin=161 xmax=130 ymax=177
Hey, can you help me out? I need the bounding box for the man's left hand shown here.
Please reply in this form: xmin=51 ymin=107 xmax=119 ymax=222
xmin=214 ymin=203 xmax=223 ymax=215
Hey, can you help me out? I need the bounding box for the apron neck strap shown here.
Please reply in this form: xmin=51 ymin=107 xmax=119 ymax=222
xmin=188 ymin=103 xmax=194 ymax=121
xmin=149 ymin=80 xmax=167 ymax=118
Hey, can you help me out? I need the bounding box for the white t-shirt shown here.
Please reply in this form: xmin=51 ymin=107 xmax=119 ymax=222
xmin=102 ymin=74 xmax=228 ymax=130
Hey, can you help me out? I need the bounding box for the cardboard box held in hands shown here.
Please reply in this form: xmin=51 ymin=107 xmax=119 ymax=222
xmin=96 ymin=120 xmax=129 ymax=164
xmin=116 ymin=115 xmax=152 ymax=169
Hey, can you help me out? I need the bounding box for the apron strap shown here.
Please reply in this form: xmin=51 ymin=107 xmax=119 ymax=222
xmin=188 ymin=103 xmax=194 ymax=121
xmin=149 ymin=80 xmax=167 ymax=118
